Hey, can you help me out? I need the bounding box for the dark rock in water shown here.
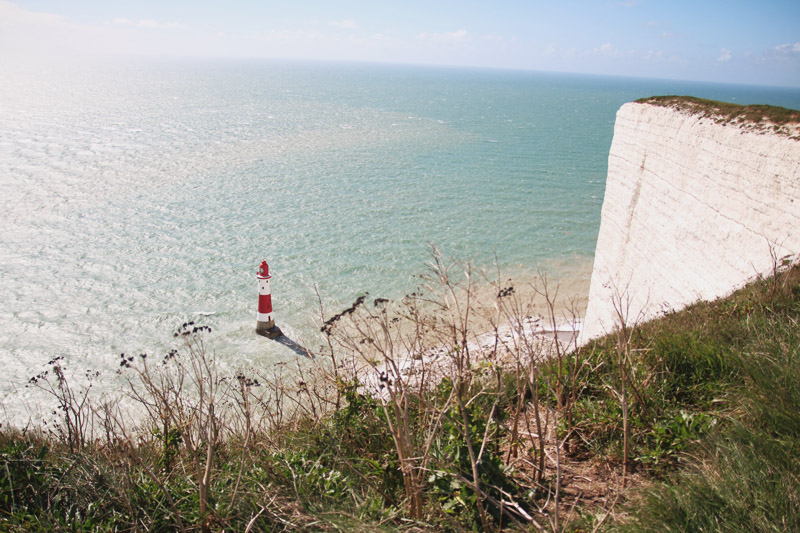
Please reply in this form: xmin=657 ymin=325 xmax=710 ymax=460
xmin=256 ymin=325 xmax=283 ymax=339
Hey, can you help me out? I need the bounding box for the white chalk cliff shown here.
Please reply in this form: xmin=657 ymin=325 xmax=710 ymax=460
xmin=581 ymin=99 xmax=800 ymax=342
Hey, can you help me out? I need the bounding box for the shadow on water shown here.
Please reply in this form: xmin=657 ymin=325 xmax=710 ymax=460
xmin=273 ymin=334 xmax=314 ymax=359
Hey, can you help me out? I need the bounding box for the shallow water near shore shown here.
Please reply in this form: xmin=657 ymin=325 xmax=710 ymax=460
xmin=2 ymin=58 xmax=799 ymax=421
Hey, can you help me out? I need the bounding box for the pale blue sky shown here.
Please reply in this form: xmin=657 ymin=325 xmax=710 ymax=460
xmin=2 ymin=0 xmax=799 ymax=86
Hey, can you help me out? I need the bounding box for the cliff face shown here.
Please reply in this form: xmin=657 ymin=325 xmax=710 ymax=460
xmin=581 ymin=100 xmax=800 ymax=342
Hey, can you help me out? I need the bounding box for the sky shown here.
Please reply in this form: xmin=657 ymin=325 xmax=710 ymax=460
xmin=1 ymin=0 xmax=799 ymax=87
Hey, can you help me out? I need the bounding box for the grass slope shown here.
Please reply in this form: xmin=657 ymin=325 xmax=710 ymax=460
xmin=1 ymin=265 xmax=798 ymax=531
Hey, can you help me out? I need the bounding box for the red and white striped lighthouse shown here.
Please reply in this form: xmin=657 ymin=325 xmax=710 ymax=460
xmin=256 ymin=260 xmax=282 ymax=338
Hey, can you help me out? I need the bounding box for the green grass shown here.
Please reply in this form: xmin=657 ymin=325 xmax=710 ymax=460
xmin=584 ymin=265 xmax=800 ymax=531
xmin=636 ymin=95 xmax=800 ymax=134
xmin=617 ymin=334 xmax=800 ymax=532
xmin=562 ymin=266 xmax=800 ymax=474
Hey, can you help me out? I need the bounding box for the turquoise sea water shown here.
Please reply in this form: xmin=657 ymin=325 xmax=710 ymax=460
xmin=2 ymin=58 xmax=799 ymax=417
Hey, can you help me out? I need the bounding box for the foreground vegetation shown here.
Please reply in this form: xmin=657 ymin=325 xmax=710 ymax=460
xmin=2 ymin=251 xmax=799 ymax=531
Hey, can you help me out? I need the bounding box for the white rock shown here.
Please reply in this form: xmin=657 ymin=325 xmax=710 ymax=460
xmin=581 ymin=102 xmax=800 ymax=342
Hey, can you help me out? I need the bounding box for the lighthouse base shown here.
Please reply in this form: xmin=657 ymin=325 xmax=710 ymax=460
xmin=256 ymin=320 xmax=283 ymax=339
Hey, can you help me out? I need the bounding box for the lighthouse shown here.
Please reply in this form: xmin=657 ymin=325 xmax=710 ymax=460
xmin=256 ymin=260 xmax=282 ymax=338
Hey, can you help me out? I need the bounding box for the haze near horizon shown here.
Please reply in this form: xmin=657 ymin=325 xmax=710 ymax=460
xmin=1 ymin=0 xmax=799 ymax=87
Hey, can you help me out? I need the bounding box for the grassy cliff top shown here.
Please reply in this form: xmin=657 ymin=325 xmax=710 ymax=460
xmin=636 ymin=95 xmax=800 ymax=135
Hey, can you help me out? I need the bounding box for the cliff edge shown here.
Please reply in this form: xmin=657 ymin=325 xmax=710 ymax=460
xmin=581 ymin=97 xmax=800 ymax=342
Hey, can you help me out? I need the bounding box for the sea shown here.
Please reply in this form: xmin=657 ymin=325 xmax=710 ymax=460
xmin=2 ymin=57 xmax=799 ymax=421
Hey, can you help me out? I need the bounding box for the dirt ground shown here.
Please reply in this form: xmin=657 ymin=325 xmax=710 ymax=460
xmin=499 ymin=406 xmax=645 ymax=530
